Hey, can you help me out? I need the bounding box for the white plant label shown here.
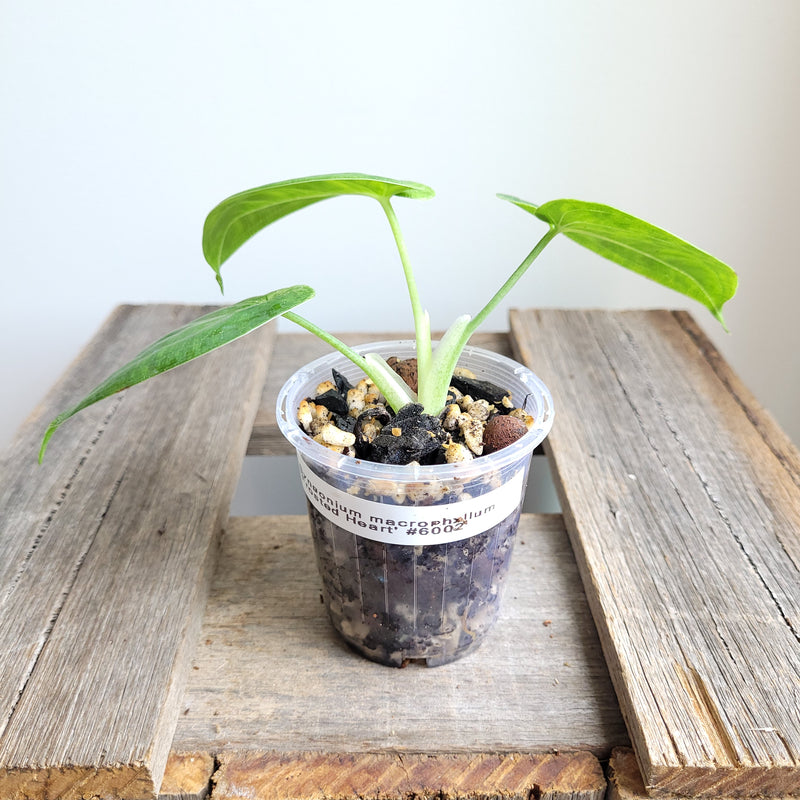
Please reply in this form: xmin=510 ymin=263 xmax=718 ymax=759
xmin=298 ymin=457 xmax=525 ymax=545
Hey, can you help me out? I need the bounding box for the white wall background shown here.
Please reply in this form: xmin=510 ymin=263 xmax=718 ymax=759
xmin=3 ymin=2 xmax=799 ymax=461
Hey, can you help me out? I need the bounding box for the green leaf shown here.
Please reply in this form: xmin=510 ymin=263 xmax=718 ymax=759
xmin=39 ymin=285 xmax=314 ymax=462
xmin=498 ymin=195 xmax=738 ymax=328
xmin=203 ymin=173 xmax=435 ymax=290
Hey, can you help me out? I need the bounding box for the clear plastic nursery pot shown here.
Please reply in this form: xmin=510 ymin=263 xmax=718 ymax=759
xmin=277 ymin=342 xmax=554 ymax=667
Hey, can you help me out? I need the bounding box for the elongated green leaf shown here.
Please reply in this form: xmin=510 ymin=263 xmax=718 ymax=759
xmin=40 ymin=285 xmax=314 ymax=461
xmin=498 ymin=195 xmax=737 ymax=328
xmin=203 ymin=173 xmax=435 ymax=290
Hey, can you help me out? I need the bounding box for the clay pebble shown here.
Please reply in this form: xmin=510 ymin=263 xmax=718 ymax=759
xmin=482 ymin=414 xmax=529 ymax=454
xmin=386 ymin=356 xmax=419 ymax=393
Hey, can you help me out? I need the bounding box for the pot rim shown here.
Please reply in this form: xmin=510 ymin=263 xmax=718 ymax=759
xmin=276 ymin=340 xmax=554 ymax=482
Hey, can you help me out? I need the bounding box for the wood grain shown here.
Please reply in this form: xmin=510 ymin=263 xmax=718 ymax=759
xmin=159 ymin=752 xmax=214 ymax=800
xmin=212 ymin=751 xmax=607 ymax=800
xmin=171 ymin=514 xmax=628 ymax=756
xmin=607 ymin=748 xmax=800 ymax=800
xmin=672 ymin=310 xmax=800 ymax=489
xmin=510 ymin=308 xmax=800 ymax=797
xmin=0 ymin=305 xmax=273 ymax=799
xmin=248 ymin=331 xmax=513 ymax=455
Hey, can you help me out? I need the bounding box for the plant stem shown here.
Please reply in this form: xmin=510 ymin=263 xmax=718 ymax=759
xmin=282 ymin=311 xmax=366 ymax=365
xmin=379 ymin=198 xmax=432 ymax=380
xmin=465 ymin=225 xmax=559 ymax=338
xmin=416 ymin=225 xmax=559 ymax=415
xmin=417 ymin=314 xmax=471 ymax=413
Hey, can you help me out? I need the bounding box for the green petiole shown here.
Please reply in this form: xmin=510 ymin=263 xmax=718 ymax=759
xmin=282 ymin=310 xmax=416 ymax=413
xmin=379 ymin=198 xmax=432 ymax=385
xmin=416 ymin=225 xmax=561 ymax=414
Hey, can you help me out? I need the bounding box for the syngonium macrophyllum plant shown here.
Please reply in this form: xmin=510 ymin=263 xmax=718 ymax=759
xmin=39 ymin=173 xmax=737 ymax=461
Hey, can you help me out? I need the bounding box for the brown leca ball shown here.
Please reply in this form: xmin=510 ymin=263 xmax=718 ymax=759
xmin=482 ymin=414 xmax=529 ymax=454
xmin=386 ymin=357 xmax=418 ymax=393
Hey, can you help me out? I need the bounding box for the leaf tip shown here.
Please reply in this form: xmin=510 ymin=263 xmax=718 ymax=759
xmin=38 ymin=423 xmax=56 ymax=464
xmin=497 ymin=193 xmax=540 ymax=215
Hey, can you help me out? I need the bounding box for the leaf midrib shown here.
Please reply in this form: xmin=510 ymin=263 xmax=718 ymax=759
xmin=554 ymin=219 xmax=724 ymax=313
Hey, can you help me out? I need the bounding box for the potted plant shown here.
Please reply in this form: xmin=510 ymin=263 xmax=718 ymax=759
xmin=39 ymin=174 xmax=737 ymax=667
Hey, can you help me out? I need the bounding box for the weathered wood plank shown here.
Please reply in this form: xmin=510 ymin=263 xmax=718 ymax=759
xmin=171 ymin=513 xmax=628 ymax=756
xmin=672 ymin=310 xmax=800 ymax=489
xmin=607 ymin=747 xmax=800 ymax=800
xmin=0 ymin=305 xmax=273 ymax=799
xmin=607 ymin=748 xmax=646 ymax=800
xmin=606 ymin=748 xmax=653 ymax=800
xmin=212 ymin=751 xmax=607 ymax=800
xmin=510 ymin=308 xmax=800 ymax=797
xmin=159 ymin=752 xmax=214 ymax=800
xmin=248 ymin=331 xmax=513 ymax=455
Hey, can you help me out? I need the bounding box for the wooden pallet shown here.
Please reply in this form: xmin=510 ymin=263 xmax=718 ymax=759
xmin=2 ymin=306 xmax=799 ymax=799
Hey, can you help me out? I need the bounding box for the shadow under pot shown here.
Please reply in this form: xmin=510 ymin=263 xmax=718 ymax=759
xmin=277 ymin=341 xmax=554 ymax=667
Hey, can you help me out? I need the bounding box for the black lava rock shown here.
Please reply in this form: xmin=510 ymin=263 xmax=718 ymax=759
xmin=370 ymin=405 xmax=447 ymax=465
xmin=353 ymin=406 xmax=392 ymax=459
xmin=449 ymin=374 xmax=511 ymax=408
xmin=331 ymin=412 xmax=356 ymax=434
xmin=332 ymin=368 xmax=353 ymax=396
xmin=314 ymin=388 xmax=349 ymax=417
